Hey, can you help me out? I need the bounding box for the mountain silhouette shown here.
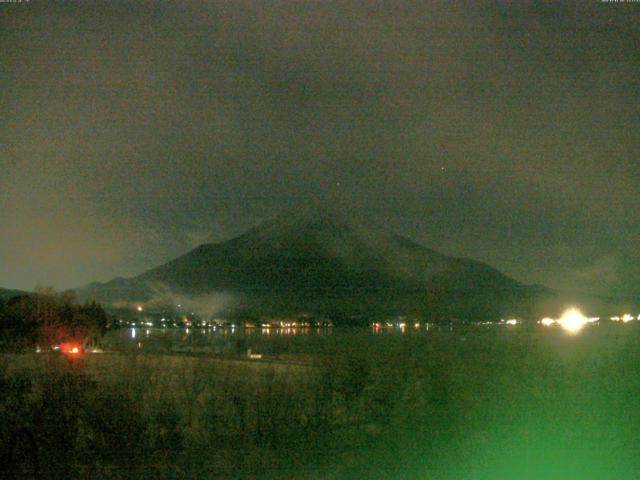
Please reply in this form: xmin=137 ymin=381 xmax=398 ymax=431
xmin=79 ymin=207 xmax=551 ymax=323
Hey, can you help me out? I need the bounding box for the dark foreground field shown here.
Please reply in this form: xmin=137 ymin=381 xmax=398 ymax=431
xmin=2 ymin=324 xmax=640 ymax=479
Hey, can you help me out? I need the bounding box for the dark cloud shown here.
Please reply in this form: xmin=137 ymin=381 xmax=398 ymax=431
xmin=1 ymin=1 xmax=639 ymax=297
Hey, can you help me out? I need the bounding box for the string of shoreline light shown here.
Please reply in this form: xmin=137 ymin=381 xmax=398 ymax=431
xmin=537 ymin=308 xmax=640 ymax=334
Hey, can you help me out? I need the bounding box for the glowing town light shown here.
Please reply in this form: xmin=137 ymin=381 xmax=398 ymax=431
xmin=136 ymin=306 xmax=143 ymax=312
xmin=505 ymin=319 xmax=518 ymax=325
xmin=557 ymin=308 xmax=589 ymax=334
xmin=540 ymin=317 xmax=555 ymax=327
xmin=611 ymin=316 xmax=621 ymax=321
xmin=621 ymin=313 xmax=634 ymax=323
xmin=59 ymin=342 xmax=82 ymax=355
xmin=131 ymin=328 xmax=136 ymax=339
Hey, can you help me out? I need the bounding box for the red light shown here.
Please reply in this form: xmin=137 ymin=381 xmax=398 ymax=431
xmin=59 ymin=342 xmax=83 ymax=355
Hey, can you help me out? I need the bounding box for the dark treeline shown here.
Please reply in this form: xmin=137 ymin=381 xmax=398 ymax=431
xmin=0 ymin=287 xmax=109 ymax=351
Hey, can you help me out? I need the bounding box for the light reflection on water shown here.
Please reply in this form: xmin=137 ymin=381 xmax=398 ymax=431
xmin=105 ymin=320 xmax=640 ymax=356
xmin=106 ymin=325 xmax=337 ymax=354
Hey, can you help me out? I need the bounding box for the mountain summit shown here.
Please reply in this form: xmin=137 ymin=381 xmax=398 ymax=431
xmin=79 ymin=209 xmax=542 ymax=322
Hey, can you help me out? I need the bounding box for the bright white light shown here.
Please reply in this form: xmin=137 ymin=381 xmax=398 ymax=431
xmin=611 ymin=316 xmax=620 ymax=321
xmin=557 ymin=308 xmax=589 ymax=334
xmin=621 ymin=314 xmax=634 ymax=323
xmin=136 ymin=306 xmax=143 ymax=312
xmin=131 ymin=328 xmax=136 ymax=339
xmin=541 ymin=317 xmax=555 ymax=327
xmin=506 ymin=319 xmax=518 ymax=325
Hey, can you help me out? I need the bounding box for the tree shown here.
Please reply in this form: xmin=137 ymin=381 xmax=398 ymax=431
xmin=1 ymin=295 xmax=40 ymax=350
xmin=0 ymin=290 xmax=110 ymax=351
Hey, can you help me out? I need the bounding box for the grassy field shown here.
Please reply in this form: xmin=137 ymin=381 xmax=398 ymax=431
xmin=2 ymin=324 xmax=640 ymax=479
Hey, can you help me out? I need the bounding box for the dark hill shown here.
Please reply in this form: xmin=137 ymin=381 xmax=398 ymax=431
xmin=78 ymin=208 xmax=554 ymax=323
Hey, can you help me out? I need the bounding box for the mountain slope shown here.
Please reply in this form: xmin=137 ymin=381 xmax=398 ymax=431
xmin=79 ymin=209 xmax=545 ymax=322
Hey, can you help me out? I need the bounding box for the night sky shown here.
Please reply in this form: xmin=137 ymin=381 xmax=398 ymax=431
xmin=1 ymin=1 xmax=638 ymax=297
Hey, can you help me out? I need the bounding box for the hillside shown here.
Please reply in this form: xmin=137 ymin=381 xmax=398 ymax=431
xmin=79 ymin=208 xmax=553 ymax=322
